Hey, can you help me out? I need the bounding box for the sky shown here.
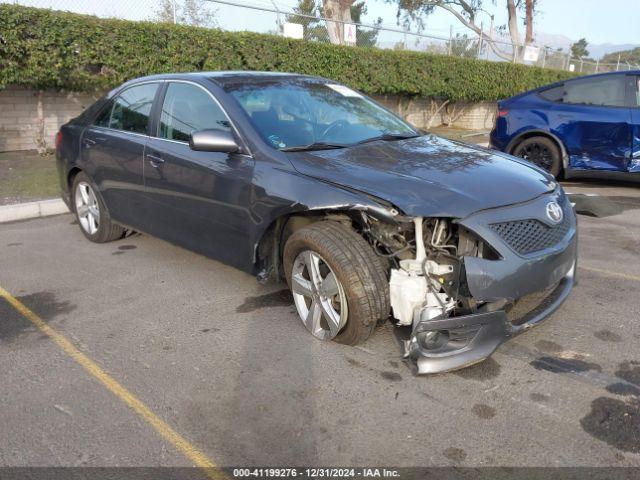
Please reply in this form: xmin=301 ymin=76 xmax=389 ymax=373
xmin=7 ymin=0 xmax=639 ymax=47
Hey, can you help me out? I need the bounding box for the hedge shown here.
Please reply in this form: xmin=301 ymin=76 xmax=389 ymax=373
xmin=0 ymin=4 xmax=576 ymax=102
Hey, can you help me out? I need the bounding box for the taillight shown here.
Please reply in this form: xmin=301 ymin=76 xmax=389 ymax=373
xmin=497 ymin=109 xmax=509 ymax=117
xmin=55 ymin=131 xmax=62 ymax=150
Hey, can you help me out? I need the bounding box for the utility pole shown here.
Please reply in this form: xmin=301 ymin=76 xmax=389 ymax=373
xmin=172 ymin=0 xmax=177 ymax=24
xmin=448 ymin=25 xmax=452 ymax=55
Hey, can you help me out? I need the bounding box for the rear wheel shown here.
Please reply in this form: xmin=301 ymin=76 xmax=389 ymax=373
xmin=72 ymin=172 xmax=125 ymax=243
xmin=283 ymin=221 xmax=390 ymax=345
xmin=512 ymin=136 xmax=562 ymax=177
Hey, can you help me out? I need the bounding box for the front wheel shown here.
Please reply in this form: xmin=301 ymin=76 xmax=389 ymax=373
xmin=512 ymin=136 xmax=562 ymax=177
xmin=72 ymin=172 xmax=125 ymax=243
xmin=283 ymin=221 xmax=390 ymax=345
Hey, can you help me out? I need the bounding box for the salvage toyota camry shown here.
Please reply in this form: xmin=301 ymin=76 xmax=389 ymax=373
xmin=56 ymin=72 xmax=577 ymax=373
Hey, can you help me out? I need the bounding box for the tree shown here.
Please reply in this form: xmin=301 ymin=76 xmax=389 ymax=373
xmin=570 ymin=38 xmax=589 ymax=59
xmin=390 ymin=0 xmax=540 ymax=60
xmin=287 ymin=0 xmax=381 ymax=46
xmin=601 ymin=47 xmax=640 ymax=66
xmin=351 ymin=1 xmax=383 ymax=47
xmin=448 ymin=33 xmax=479 ymax=58
xmin=323 ymin=0 xmax=355 ymax=44
xmin=155 ymin=0 xmax=217 ymax=27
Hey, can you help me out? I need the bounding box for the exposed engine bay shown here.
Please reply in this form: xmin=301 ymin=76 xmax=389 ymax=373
xmin=359 ymin=201 xmax=576 ymax=374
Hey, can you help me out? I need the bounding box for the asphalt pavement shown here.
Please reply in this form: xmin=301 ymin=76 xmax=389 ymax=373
xmin=1 ymin=179 xmax=639 ymax=469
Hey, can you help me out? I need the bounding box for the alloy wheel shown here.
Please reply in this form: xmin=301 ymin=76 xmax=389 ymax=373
xmin=290 ymin=250 xmax=348 ymax=340
xmin=520 ymin=142 xmax=554 ymax=171
xmin=75 ymin=181 xmax=100 ymax=235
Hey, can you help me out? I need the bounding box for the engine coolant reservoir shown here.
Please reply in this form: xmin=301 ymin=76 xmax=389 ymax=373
xmin=389 ymin=267 xmax=427 ymax=326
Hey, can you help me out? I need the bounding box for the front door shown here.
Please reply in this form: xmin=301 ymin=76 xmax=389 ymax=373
xmin=552 ymin=74 xmax=632 ymax=172
xmin=143 ymin=81 xmax=256 ymax=270
xmin=80 ymin=82 xmax=160 ymax=229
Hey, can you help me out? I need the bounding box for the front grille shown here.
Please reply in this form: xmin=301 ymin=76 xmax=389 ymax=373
xmin=490 ymin=202 xmax=571 ymax=255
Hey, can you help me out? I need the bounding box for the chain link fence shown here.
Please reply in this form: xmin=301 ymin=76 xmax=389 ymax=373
xmin=6 ymin=0 xmax=639 ymax=73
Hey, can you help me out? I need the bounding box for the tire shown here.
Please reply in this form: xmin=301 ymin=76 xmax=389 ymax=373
xmin=283 ymin=221 xmax=390 ymax=346
xmin=71 ymin=171 xmax=125 ymax=243
xmin=512 ymin=136 xmax=562 ymax=177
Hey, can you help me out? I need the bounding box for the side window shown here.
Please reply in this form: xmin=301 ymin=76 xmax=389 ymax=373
xmin=159 ymin=83 xmax=231 ymax=142
xmin=110 ymin=83 xmax=159 ymax=134
xmin=563 ymin=76 xmax=627 ymax=107
xmin=539 ymin=84 xmax=564 ymax=102
xmin=635 ymin=76 xmax=640 ymax=107
xmin=93 ymin=101 xmax=113 ymax=127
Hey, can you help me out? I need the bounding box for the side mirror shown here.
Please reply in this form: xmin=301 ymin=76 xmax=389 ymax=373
xmin=189 ymin=129 xmax=239 ymax=153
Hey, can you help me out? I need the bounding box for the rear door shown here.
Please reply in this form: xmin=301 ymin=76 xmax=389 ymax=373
xmin=80 ymin=82 xmax=160 ymax=228
xmin=142 ymin=81 xmax=256 ymax=269
xmin=550 ymin=74 xmax=632 ymax=172
xmin=629 ymin=75 xmax=640 ymax=172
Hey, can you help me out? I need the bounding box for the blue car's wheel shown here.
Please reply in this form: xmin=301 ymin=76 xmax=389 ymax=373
xmin=512 ymin=136 xmax=561 ymax=177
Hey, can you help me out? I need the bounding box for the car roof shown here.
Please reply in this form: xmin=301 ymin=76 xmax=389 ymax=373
xmin=124 ymin=71 xmax=330 ymax=87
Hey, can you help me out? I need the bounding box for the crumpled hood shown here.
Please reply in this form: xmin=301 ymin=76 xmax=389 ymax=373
xmin=286 ymin=135 xmax=556 ymax=218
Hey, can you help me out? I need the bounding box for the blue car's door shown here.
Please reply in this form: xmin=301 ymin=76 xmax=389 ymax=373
xmin=551 ymin=74 xmax=632 ymax=172
xmin=630 ymin=75 xmax=640 ymax=173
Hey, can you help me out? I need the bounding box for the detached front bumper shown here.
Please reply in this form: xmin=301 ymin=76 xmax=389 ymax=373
xmin=408 ymin=191 xmax=578 ymax=374
xmin=409 ymin=260 xmax=575 ymax=374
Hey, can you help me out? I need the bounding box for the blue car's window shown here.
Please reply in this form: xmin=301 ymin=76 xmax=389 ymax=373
xmin=227 ymin=81 xmax=417 ymax=150
xmin=159 ymin=83 xmax=232 ymax=142
xmin=635 ymin=77 xmax=640 ymax=107
xmin=539 ymin=85 xmax=564 ymax=102
xmin=109 ymin=83 xmax=159 ymax=134
xmin=563 ymin=76 xmax=627 ymax=107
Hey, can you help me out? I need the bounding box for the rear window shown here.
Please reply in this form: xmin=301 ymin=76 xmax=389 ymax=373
xmin=563 ymin=75 xmax=627 ymax=107
xmin=538 ymin=84 xmax=564 ymax=102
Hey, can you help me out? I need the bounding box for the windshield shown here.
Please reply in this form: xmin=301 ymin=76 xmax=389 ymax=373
xmin=226 ymin=80 xmax=418 ymax=150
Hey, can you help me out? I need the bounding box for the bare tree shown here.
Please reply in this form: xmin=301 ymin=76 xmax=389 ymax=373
xmin=391 ymin=0 xmax=539 ymax=61
xmin=154 ymin=0 xmax=217 ymax=27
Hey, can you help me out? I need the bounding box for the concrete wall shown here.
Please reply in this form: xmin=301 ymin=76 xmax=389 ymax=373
xmin=0 ymin=86 xmax=99 ymax=152
xmin=0 ymin=86 xmax=496 ymax=152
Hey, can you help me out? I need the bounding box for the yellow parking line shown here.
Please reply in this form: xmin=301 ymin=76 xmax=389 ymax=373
xmin=0 ymin=285 xmax=224 ymax=480
xmin=579 ymin=265 xmax=640 ymax=283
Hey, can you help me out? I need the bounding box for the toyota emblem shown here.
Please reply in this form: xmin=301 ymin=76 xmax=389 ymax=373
xmin=546 ymin=201 xmax=563 ymax=224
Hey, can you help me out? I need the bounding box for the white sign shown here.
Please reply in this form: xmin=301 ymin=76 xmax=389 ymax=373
xmin=343 ymin=23 xmax=357 ymax=45
xmin=283 ymin=22 xmax=304 ymax=40
xmin=569 ymin=64 xmax=576 ymax=72
xmin=523 ymin=45 xmax=540 ymax=62
xmin=326 ymin=84 xmax=362 ymax=97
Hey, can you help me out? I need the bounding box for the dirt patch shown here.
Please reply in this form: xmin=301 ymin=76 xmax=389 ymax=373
xmin=0 ymin=291 xmax=76 ymax=343
xmin=535 ymin=339 xmax=564 ymax=353
xmin=443 ymin=447 xmax=467 ymax=463
xmin=236 ymin=289 xmax=293 ymax=313
xmin=529 ymin=392 xmax=550 ymax=403
xmin=530 ymin=356 xmax=602 ymax=374
xmin=580 ymin=397 xmax=640 ymax=453
xmin=380 ymin=371 xmax=402 ymax=382
xmin=594 ymin=329 xmax=623 ymax=343
xmin=118 ymin=245 xmax=137 ymax=250
xmin=471 ymin=403 xmax=496 ymax=419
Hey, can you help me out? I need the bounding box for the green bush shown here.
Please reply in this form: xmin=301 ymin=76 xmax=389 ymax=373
xmin=0 ymin=4 xmax=576 ymax=101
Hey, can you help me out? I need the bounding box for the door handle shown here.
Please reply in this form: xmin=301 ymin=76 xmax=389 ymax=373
xmin=147 ymin=153 xmax=165 ymax=167
xmin=82 ymin=138 xmax=96 ymax=148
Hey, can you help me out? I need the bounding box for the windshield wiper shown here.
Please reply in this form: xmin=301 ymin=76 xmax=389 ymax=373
xmin=281 ymin=142 xmax=348 ymax=152
xmin=356 ymin=133 xmax=421 ymax=145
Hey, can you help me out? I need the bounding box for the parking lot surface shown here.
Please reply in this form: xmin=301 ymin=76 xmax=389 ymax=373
xmin=1 ymin=179 xmax=639 ymax=468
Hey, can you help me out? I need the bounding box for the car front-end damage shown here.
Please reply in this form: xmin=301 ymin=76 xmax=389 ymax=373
xmin=362 ymin=187 xmax=577 ymax=374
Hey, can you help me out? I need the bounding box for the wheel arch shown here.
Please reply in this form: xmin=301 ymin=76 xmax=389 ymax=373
xmin=253 ymin=206 xmax=395 ymax=282
xmin=506 ymin=129 xmax=569 ymax=171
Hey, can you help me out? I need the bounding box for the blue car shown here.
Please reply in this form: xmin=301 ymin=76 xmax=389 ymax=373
xmin=490 ymin=70 xmax=640 ymax=180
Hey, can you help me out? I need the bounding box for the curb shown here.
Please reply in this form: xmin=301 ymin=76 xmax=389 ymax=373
xmin=0 ymin=198 xmax=69 ymax=223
